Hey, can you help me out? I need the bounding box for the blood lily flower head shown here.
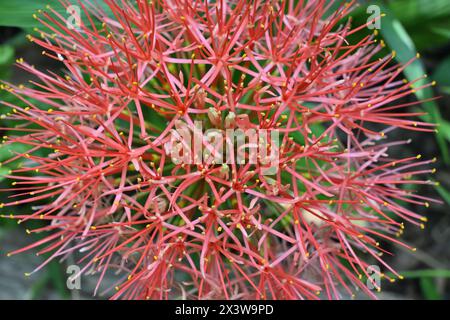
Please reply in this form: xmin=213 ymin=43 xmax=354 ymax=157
xmin=0 ymin=0 xmax=439 ymax=299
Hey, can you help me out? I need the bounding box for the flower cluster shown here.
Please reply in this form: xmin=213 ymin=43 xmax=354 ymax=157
xmin=1 ymin=0 xmax=437 ymax=299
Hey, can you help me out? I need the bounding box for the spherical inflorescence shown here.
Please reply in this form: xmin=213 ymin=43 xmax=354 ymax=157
xmin=0 ymin=0 xmax=438 ymax=299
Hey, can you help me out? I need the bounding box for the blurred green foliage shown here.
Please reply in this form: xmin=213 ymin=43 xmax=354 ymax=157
xmin=0 ymin=0 xmax=448 ymax=299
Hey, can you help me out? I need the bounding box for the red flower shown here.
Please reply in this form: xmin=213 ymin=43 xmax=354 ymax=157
xmin=1 ymin=0 xmax=437 ymax=299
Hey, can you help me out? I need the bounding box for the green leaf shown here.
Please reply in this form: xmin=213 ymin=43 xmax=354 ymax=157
xmin=431 ymin=27 xmax=450 ymax=39
xmin=389 ymin=0 xmax=450 ymax=26
xmin=386 ymin=268 xmax=450 ymax=299
xmin=0 ymin=142 xmax=31 ymax=163
xmin=0 ymin=45 xmax=15 ymax=79
xmin=0 ymin=45 xmax=14 ymax=65
xmin=434 ymin=185 xmax=450 ymax=207
xmin=389 ymin=0 xmax=450 ymax=50
xmin=0 ymin=166 xmax=11 ymax=183
xmin=47 ymin=260 xmax=70 ymax=299
xmin=433 ymin=56 xmax=450 ymax=89
xmin=439 ymin=120 xmax=450 ymax=143
xmin=0 ymin=0 xmax=110 ymax=29
xmin=440 ymin=86 xmax=450 ymax=95
xmin=395 ymin=269 xmax=450 ymax=278
xmin=420 ymin=277 xmax=442 ymax=300
xmin=374 ymin=1 xmax=449 ymax=163
xmin=350 ymin=1 xmax=450 ymax=51
xmin=0 ymin=0 xmax=66 ymax=28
